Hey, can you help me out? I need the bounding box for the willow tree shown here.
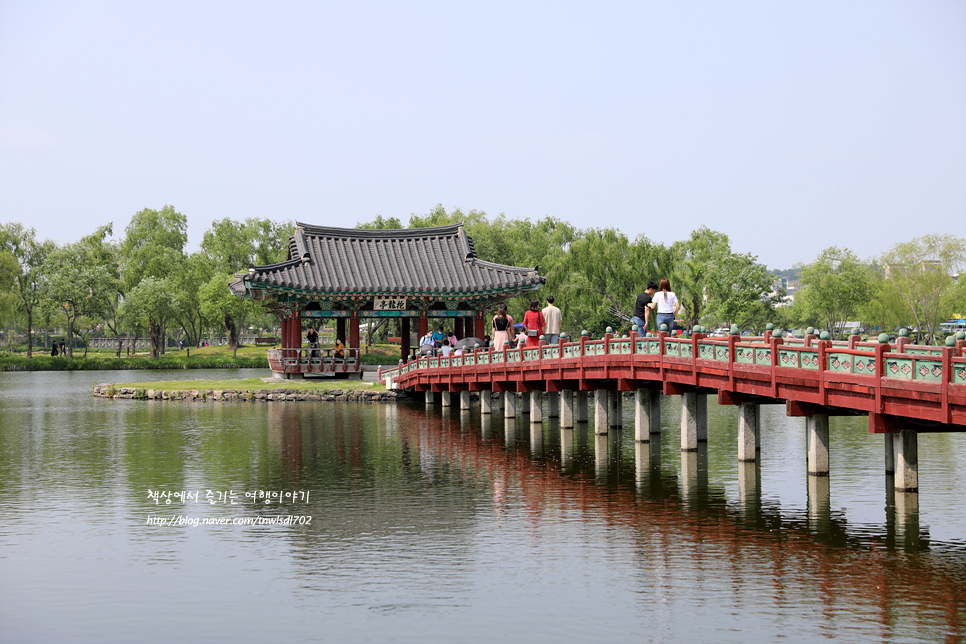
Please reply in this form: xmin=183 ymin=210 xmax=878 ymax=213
xmin=200 ymin=217 xmax=293 ymax=350
xmin=43 ymin=239 xmax=114 ymax=358
xmin=200 ymin=273 xmax=255 ymax=356
xmin=881 ymin=234 xmax=966 ymax=344
xmin=555 ymin=228 xmax=671 ymax=336
xmin=670 ymin=227 xmax=732 ymax=328
xmin=120 ymin=206 xmax=188 ymax=354
xmin=124 ymin=277 xmax=181 ymax=358
xmin=0 ymin=223 xmax=55 ymax=357
xmin=704 ymin=250 xmax=777 ymax=332
xmin=795 ymin=247 xmax=872 ymax=338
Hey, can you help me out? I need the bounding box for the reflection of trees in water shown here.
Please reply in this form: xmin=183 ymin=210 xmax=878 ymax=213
xmin=378 ymin=405 xmax=963 ymax=639
xmin=236 ymin=400 xmax=962 ymax=639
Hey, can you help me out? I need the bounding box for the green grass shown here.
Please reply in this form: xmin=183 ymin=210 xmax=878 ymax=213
xmin=0 ymin=343 xmax=402 ymax=371
xmin=108 ymin=377 xmax=386 ymax=392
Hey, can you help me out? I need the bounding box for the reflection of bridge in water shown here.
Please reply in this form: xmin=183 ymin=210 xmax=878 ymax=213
xmin=269 ymin=402 xmax=965 ymax=641
xmin=381 ymin=330 xmax=966 ymax=495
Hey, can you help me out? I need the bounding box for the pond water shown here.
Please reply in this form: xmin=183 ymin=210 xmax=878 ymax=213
xmin=1 ymin=370 xmax=964 ymax=643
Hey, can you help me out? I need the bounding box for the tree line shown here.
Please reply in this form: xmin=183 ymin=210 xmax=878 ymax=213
xmin=0 ymin=207 xmax=292 ymax=358
xmin=360 ymin=207 xmax=964 ymax=343
xmin=2 ymin=204 xmax=963 ymax=359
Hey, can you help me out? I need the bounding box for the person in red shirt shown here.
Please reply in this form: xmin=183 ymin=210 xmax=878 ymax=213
xmin=522 ymin=299 xmax=545 ymax=348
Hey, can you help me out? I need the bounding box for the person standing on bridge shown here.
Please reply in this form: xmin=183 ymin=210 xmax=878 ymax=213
xmin=632 ymin=281 xmax=659 ymax=334
xmin=523 ymin=299 xmax=545 ymax=348
xmin=542 ymin=296 xmax=561 ymax=345
xmin=492 ymin=305 xmax=512 ymax=351
xmin=654 ymin=278 xmax=680 ymax=334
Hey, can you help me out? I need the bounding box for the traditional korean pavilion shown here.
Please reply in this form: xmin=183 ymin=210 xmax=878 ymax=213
xmin=229 ymin=222 xmax=545 ymax=376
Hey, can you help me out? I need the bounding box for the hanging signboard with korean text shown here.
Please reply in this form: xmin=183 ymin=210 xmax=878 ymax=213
xmin=373 ymin=297 xmax=407 ymax=311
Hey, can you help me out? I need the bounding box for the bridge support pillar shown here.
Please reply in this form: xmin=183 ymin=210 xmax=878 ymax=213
xmin=634 ymin=389 xmax=661 ymax=443
xmin=884 ymin=433 xmax=894 ymax=475
xmin=608 ymin=391 xmax=620 ymax=427
xmin=680 ymin=393 xmax=707 ymax=451
xmin=894 ymin=491 xmax=920 ymax=549
xmin=738 ymin=402 xmax=759 ymax=462
xmin=425 ymin=390 xmax=434 ymax=406
xmin=595 ymin=434 xmax=610 ymax=479
xmin=560 ymin=390 xmax=574 ymax=428
xmin=576 ymin=392 xmax=589 ymax=423
xmin=440 ymin=391 xmax=452 ymax=408
xmin=530 ymin=392 xmax=542 ymax=423
xmin=530 ymin=423 xmax=543 ymax=453
xmin=560 ymin=424 xmax=574 ymax=468
xmin=459 ymin=390 xmax=471 ymax=411
xmin=894 ymin=430 xmax=918 ymax=492
xmin=806 ymin=413 xmax=829 ymax=476
xmin=594 ymin=390 xmax=608 ymax=435
xmin=548 ymin=392 xmax=559 ymax=418
xmin=480 ymin=390 xmax=492 ymax=415
xmin=521 ymin=392 xmax=531 ymax=415
xmin=807 ymin=475 xmax=831 ymax=533
xmin=737 ymin=461 xmax=759 ymax=516
xmin=504 ymin=391 xmax=516 ymax=418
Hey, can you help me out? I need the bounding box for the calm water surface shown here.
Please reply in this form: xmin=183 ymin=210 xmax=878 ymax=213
xmin=1 ymin=370 xmax=964 ymax=643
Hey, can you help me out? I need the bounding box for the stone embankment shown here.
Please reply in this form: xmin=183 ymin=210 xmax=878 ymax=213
xmin=92 ymin=384 xmax=401 ymax=403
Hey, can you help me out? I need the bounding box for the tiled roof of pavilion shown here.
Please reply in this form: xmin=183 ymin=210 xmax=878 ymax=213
xmin=229 ymin=222 xmax=545 ymax=298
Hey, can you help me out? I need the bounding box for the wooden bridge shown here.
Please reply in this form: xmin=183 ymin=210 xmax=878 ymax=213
xmin=380 ymin=328 xmax=966 ymax=494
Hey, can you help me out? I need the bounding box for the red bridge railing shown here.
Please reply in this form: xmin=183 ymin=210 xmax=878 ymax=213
xmin=380 ymin=332 xmax=966 ymax=430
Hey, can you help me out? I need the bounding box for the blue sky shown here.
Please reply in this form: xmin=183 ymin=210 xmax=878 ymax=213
xmin=1 ymin=0 xmax=964 ymax=270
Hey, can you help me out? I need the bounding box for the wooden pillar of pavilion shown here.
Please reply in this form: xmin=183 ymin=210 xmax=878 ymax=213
xmin=350 ymin=312 xmax=360 ymax=350
xmin=337 ymin=318 xmax=346 ymax=345
xmin=282 ymin=314 xmax=301 ymax=350
xmin=418 ymin=309 xmax=428 ymax=340
xmin=454 ymin=318 xmax=463 ymax=340
xmin=401 ymin=317 xmax=411 ymax=362
xmin=475 ymin=309 xmax=486 ymax=341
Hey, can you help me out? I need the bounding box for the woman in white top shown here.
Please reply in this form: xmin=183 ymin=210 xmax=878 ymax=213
xmin=653 ymin=278 xmax=680 ymax=334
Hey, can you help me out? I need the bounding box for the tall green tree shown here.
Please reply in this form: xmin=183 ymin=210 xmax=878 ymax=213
xmin=203 ymin=217 xmax=294 ymax=271
xmin=43 ymin=238 xmax=114 ymax=358
xmin=880 ymin=234 xmax=966 ymax=344
xmin=560 ymin=228 xmax=642 ymax=335
xmin=120 ymin=206 xmax=188 ymax=354
xmin=669 ymin=227 xmax=733 ymax=328
xmin=356 ymin=214 xmax=404 ymax=230
xmin=0 ymin=223 xmax=56 ymax=357
xmin=704 ymin=251 xmax=777 ymax=331
xmin=795 ymin=247 xmax=872 ymax=338
xmin=124 ymin=277 xmax=181 ymax=358
xmin=200 ymin=273 xmax=253 ymax=355
xmin=77 ymin=224 xmax=124 ymax=356
xmin=858 ymin=263 xmax=908 ymax=336
xmin=173 ymin=252 xmax=213 ymax=349
xmin=200 ymin=218 xmax=291 ymax=350
xmin=120 ymin=205 xmax=188 ymax=289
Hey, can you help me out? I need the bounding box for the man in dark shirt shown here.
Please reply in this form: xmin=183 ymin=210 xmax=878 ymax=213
xmin=306 ymin=327 xmax=319 ymax=357
xmin=632 ymin=281 xmax=659 ymax=333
